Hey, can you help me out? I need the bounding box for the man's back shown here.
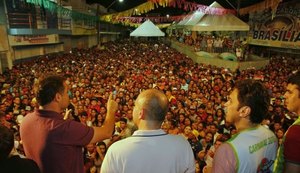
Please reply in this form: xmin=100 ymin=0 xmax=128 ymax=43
xmin=101 ymin=129 xmax=195 ymax=173
xmin=213 ymin=125 xmax=277 ymax=173
xmin=20 ymin=110 xmax=94 ymax=173
xmin=230 ymin=126 xmax=277 ymax=172
xmin=0 ymin=155 xmax=40 ymax=173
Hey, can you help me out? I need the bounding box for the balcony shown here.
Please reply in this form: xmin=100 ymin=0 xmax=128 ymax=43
xmin=7 ymin=12 xmax=72 ymax=35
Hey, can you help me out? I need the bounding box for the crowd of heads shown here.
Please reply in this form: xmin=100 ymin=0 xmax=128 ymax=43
xmin=169 ymin=31 xmax=249 ymax=59
xmin=0 ymin=39 xmax=299 ymax=172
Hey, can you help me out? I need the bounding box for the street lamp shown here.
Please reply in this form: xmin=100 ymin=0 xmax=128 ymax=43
xmin=107 ymin=0 xmax=124 ymax=13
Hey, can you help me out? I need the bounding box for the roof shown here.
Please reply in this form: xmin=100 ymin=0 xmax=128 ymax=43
xmin=130 ymin=20 xmax=165 ymax=37
xmin=187 ymin=1 xmax=249 ymax=31
xmin=175 ymin=2 xmax=218 ymax=28
xmin=177 ymin=11 xmax=205 ymax=27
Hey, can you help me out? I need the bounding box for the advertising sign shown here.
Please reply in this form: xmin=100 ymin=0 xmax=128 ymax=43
xmin=248 ymin=2 xmax=300 ymax=49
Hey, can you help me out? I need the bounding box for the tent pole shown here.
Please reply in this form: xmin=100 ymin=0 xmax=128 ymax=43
xmin=97 ymin=4 xmax=100 ymax=47
xmin=224 ymin=0 xmax=237 ymax=11
xmin=237 ymin=0 xmax=241 ymax=17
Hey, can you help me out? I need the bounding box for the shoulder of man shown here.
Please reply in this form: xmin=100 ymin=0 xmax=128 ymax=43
xmin=2 ymin=155 xmax=41 ymax=173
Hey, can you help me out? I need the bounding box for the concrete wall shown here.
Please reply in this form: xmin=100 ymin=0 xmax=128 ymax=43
xmin=60 ymin=36 xmax=72 ymax=53
xmin=88 ymin=35 xmax=97 ymax=47
xmin=44 ymin=44 xmax=64 ymax=54
xmin=100 ymin=34 xmax=119 ymax=43
xmin=9 ymin=34 xmax=97 ymax=64
xmin=13 ymin=44 xmax=64 ymax=60
xmin=72 ymin=35 xmax=97 ymax=49
xmin=0 ymin=25 xmax=13 ymax=71
xmin=0 ymin=26 xmax=9 ymax=51
xmin=170 ymin=41 xmax=269 ymax=71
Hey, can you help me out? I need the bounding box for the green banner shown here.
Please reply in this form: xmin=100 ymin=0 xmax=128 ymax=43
xmin=25 ymin=0 xmax=97 ymax=22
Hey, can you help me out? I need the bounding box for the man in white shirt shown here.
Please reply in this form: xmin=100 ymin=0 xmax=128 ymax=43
xmin=101 ymin=89 xmax=195 ymax=173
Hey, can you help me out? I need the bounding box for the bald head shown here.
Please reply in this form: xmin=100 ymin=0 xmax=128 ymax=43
xmin=134 ymin=89 xmax=169 ymax=123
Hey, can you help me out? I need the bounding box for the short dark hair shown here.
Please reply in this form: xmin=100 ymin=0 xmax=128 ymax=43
xmin=0 ymin=111 xmax=7 ymax=127
xmin=199 ymin=104 xmax=206 ymax=109
xmin=97 ymin=141 xmax=107 ymax=149
xmin=0 ymin=126 xmax=14 ymax=162
xmin=209 ymin=122 xmax=218 ymax=128
xmin=79 ymin=111 xmax=88 ymax=117
xmin=35 ymin=75 xmax=66 ymax=106
xmin=235 ymin=79 xmax=270 ymax=124
xmin=120 ymin=117 xmax=127 ymax=124
xmin=170 ymin=119 xmax=177 ymax=127
xmin=287 ymin=71 xmax=300 ymax=98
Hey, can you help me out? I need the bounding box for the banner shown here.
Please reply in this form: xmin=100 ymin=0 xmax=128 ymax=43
xmin=8 ymin=34 xmax=59 ymax=46
xmin=248 ymin=1 xmax=300 ymax=49
xmin=100 ymin=0 xmax=235 ymax=23
xmin=26 ymin=0 xmax=97 ymax=22
xmin=116 ymin=15 xmax=186 ymax=24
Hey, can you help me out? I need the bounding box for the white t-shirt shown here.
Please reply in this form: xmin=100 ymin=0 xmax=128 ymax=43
xmin=101 ymin=129 xmax=195 ymax=173
xmin=212 ymin=125 xmax=277 ymax=173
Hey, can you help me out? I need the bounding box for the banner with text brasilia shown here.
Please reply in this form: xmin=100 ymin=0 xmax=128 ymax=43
xmin=248 ymin=1 xmax=300 ymax=49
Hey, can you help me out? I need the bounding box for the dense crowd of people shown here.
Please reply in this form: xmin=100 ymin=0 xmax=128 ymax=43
xmin=0 ymin=39 xmax=300 ymax=172
xmin=169 ymin=31 xmax=249 ymax=60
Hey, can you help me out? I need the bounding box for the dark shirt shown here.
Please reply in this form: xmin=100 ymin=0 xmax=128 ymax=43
xmin=0 ymin=155 xmax=41 ymax=173
xmin=188 ymin=139 xmax=203 ymax=159
xmin=20 ymin=110 xmax=94 ymax=173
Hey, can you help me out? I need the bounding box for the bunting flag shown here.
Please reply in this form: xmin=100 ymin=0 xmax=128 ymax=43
xmin=100 ymin=0 xmax=236 ymax=23
xmin=100 ymin=2 xmax=156 ymax=22
xmin=120 ymin=22 xmax=170 ymax=28
xmin=239 ymin=0 xmax=282 ymax=15
xmin=116 ymin=14 xmax=187 ymax=24
xmin=26 ymin=0 xmax=240 ymax=26
xmin=25 ymin=0 xmax=97 ymax=22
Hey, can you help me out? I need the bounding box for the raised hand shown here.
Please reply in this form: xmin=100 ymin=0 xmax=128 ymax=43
xmin=64 ymin=108 xmax=72 ymax=120
xmin=107 ymin=93 xmax=118 ymax=115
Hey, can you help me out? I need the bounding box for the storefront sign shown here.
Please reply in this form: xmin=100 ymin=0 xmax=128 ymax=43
xmin=8 ymin=34 xmax=59 ymax=46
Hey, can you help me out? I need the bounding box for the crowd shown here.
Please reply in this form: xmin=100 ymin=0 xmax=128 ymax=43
xmin=0 ymin=39 xmax=300 ymax=173
xmin=169 ymin=31 xmax=249 ymax=60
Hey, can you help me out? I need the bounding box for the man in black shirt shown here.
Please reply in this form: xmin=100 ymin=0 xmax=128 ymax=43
xmin=0 ymin=125 xmax=40 ymax=173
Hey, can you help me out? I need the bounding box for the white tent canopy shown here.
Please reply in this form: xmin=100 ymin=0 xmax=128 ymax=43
xmin=175 ymin=2 xmax=219 ymax=28
xmin=130 ymin=20 xmax=165 ymax=37
xmin=175 ymin=11 xmax=195 ymax=27
xmin=183 ymin=11 xmax=205 ymax=26
xmin=187 ymin=1 xmax=249 ymax=31
xmin=174 ymin=10 xmax=205 ymax=29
